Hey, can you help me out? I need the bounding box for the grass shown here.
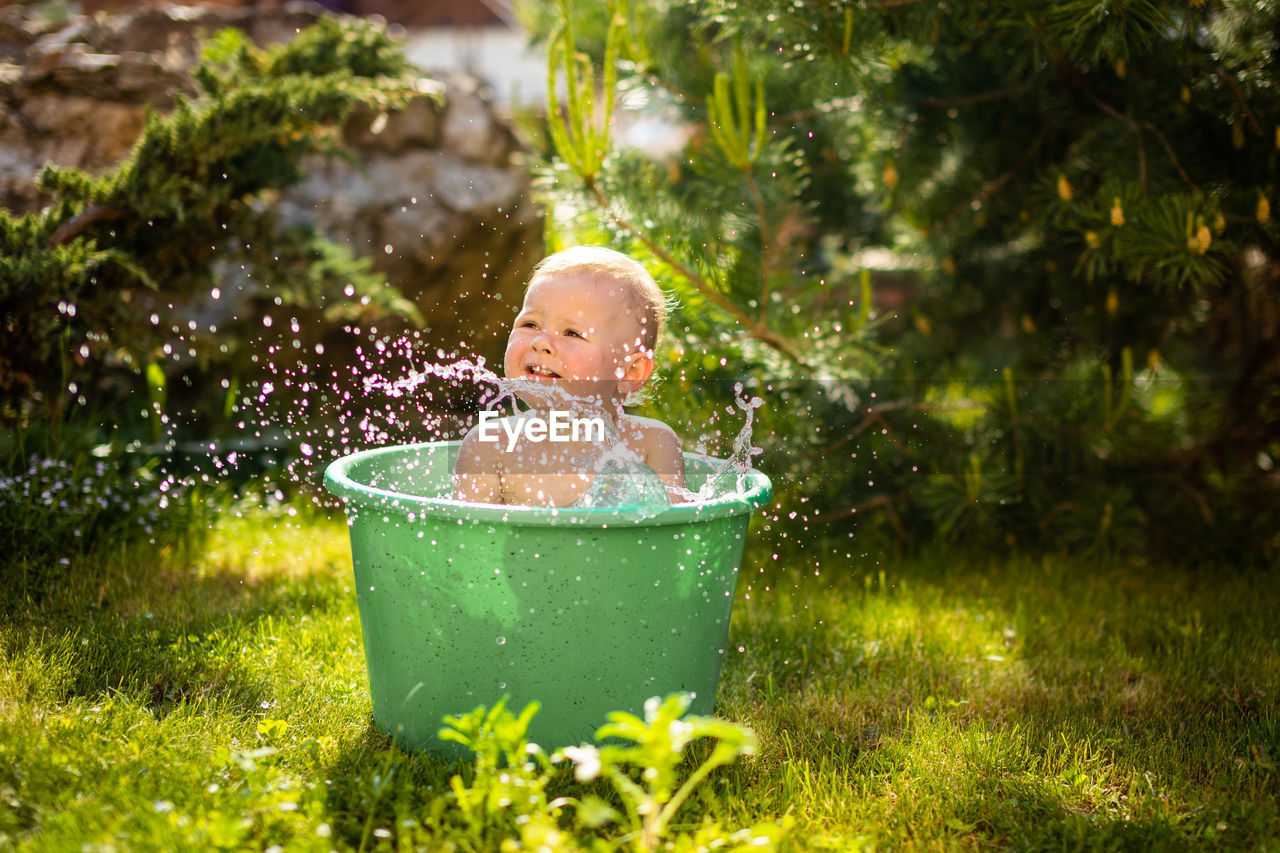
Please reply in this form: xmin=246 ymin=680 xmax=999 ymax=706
xmin=1 ymin=505 xmax=1277 ymax=851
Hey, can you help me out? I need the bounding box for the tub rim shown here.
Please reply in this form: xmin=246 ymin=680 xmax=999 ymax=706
xmin=323 ymin=440 xmax=772 ymax=528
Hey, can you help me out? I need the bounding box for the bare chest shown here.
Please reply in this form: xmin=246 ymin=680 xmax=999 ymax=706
xmin=495 ymin=434 xmax=647 ymax=506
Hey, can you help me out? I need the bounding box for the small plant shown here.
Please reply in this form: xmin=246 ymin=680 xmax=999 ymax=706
xmin=570 ymin=693 xmax=786 ymax=853
xmin=438 ymin=699 xmax=564 ymax=850
xmin=439 ymin=694 xmax=787 ymax=852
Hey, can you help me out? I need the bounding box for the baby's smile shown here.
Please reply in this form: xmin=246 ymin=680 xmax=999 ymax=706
xmin=525 ymin=363 xmax=562 ymax=379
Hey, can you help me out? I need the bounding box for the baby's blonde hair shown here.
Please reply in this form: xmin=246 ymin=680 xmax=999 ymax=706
xmin=529 ymin=246 xmax=668 ymax=352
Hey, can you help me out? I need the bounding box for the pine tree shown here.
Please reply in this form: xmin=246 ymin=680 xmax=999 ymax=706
xmin=0 ymin=18 xmax=423 ymax=447
xmin=524 ymin=0 xmax=1279 ymax=559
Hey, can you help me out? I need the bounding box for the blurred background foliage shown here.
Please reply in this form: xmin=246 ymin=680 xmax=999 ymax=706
xmin=3 ymin=0 xmax=1278 ymax=579
xmin=519 ymin=0 xmax=1280 ymax=562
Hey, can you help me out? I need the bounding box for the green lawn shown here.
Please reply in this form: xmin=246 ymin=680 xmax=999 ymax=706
xmin=1 ymin=507 xmax=1276 ymax=851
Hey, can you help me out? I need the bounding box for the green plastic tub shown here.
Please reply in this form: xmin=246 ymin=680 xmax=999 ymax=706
xmin=323 ymin=440 xmax=772 ymax=756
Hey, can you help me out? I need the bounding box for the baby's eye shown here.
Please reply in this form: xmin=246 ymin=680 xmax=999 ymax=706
xmin=564 ymin=329 xmax=585 ymax=339
xmin=518 ymin=320 xmax=539 ymax=329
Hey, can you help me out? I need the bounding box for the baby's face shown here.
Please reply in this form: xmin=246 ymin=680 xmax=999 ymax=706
xmin=504 ymin=273 xmax=650 ymax=406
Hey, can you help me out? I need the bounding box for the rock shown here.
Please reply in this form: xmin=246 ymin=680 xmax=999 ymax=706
xmin=277 ymin=140 xmax=539 ymax=354
xmin=343 ymin=80 xmax=445 ymax=152
xmin=439 ymin=71 xmax=515 ymax=166
xmin=0 ymin=23 xmax=33 ymax=65
xmin=2 ymin=92 xmax=148 ymax=205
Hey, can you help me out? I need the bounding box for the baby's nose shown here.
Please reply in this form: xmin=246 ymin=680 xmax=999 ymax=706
xmin=531 ymin=331 xmax=554 ymax=353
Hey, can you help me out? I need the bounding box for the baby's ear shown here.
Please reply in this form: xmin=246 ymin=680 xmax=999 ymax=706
xmin=619 ymin=350 xmax=655 ymax=393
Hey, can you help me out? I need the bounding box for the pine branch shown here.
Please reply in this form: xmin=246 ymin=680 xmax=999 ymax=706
xmin=46 ymin=205 xmax=126 ymax=247
xmin=1084 ymin=87 xmax=1198 ymax=192
xmin=918 ymin=87 xmax=1015 ymax=109
xmin=1142 ymin=120 xmax=1197 ymax=192
xmin=586 ymin=181 xmax=810 ymax=368
xmin=813 ymin=492 xmax=909 ymax=538
xmin=773 ymin=96 xmax=862 ymax=125
xmin=821 ymin=400 xmax=975 ymax=455
xmin=744 ymin=169 xmax=775 ymax=325
xmin=1215 ymin=68 xmax=1264 ymax=137
xmin=930 ymin=124 xmax=1050 ymax=235
xmin=866 ymin=0 xmax=928 ymax=10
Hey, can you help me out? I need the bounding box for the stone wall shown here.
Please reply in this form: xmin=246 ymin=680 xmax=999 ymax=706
xmin=0 ymin=1 xmax=542 ymax=362
xmin=74 ymin=0 xmax=511 ymax=28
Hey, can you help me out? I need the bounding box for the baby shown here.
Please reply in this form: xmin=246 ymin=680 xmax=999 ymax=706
xmin=451 ymin=246 xmax=687 ymax=506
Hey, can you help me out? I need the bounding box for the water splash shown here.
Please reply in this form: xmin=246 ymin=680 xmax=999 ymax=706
xmin=573 ymin=429 xmax=671 ymax=518
xmin=672 ymin=383 xmax=764 ymax=504
xmin=365 ymin=354 xmax=676 ymax=516
xmin=243 ymin=328 xmax=761 ymax=512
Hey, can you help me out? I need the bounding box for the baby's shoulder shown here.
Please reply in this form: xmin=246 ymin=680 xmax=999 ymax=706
xmin=619 ymin=414 xmax=685 ymax=483
xmin=619 ymin=413 xmax=677 ymax=436
xmin=618 ymin=414 xmax=681 ymax=450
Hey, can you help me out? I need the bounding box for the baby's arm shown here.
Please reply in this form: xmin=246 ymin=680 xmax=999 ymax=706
xmin=640 ymin=421 xmax=687 ymax=496
xmin=451 ymin=425 xmax=503 ymax=503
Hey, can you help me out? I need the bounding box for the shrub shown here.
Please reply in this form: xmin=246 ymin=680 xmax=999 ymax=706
xmin=524 ymin=0 xmax=1280 ymax=560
